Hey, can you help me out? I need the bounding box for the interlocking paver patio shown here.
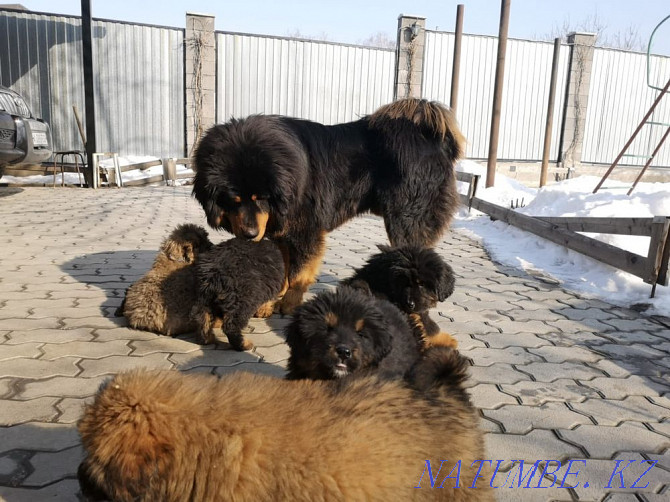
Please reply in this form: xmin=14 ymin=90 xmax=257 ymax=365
xmin=1 ymin=186 xmax=669 ymax=502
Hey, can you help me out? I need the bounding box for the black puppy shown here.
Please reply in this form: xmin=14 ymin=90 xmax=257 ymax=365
xmin=285 ymin=286 xmax=421 ymax=380
xmin=342 ymin=245 xmax=458 ymax=349
xmin=192 ymin=238 xmax=284 ymax=351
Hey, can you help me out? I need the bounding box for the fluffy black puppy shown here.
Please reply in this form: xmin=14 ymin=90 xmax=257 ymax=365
xmin=342 ymin=245 xmax=458 ymax=349
xmin=192 ymin=98 xmax=465 ymax=315
xmin=285 ymin=286 xmax=421 ymax=380
xmin=192 ymin=238 xmax=284 ymax=351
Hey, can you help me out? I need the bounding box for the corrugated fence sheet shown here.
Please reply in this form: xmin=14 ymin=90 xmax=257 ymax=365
xmin=0 ymin=10 xmax=184 ymax=158
xmin=422 ymin=31 xmax=571 ymax=162
xmin=583 ymin=48 xmax=670 ymax=167
xmin=216 ymin=32 xmax=395 ymax=124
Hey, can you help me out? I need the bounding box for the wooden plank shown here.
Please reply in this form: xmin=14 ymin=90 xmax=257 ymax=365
xmin=118 ymin=160 xmax=162 ymax=173
xmin=658 ymin=227 xmax=670 ymax=286
xmin=470 ymin=197 xmax=648 ymax=280
xmin=535 ymin=216 xmax=655 ymax=236
xmin=646 ymin=217 xmax=670 ymax=285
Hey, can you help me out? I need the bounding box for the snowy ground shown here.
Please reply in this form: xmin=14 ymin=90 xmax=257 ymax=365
xmin=455 ymin=159 xmax=670 ymax=318
xmin=2 ymin=156 xmax=669 ymax=317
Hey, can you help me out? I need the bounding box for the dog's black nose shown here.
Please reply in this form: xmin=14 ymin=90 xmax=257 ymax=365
xmin=406 ymin=299 xmax=416 ymax=311
xmin=241 ymin=227 xmax=259 ymax=239
xmin=336 ymin=346 xmax=352 ymax=360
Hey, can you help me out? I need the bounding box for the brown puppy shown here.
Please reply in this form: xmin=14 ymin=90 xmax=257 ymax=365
xmin=77 ymin=349 xmax=493 ymax=502
xmin=117 ymin=224 xmax=213 ymax=336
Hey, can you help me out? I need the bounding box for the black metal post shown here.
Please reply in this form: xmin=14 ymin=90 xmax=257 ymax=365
xmin=81 ymin=0 xmax=96 ymax=188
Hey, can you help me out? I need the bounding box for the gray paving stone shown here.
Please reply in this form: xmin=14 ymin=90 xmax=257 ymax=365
xmin=170 ymin=348 xmax=261 ymax=369
xmin=472 ymin=332 xmax=552 ymax=349
xmin=94 ymin=327 xmax=160 ymax=341
xmin=0 ymin=397 xmax=60 ymax=425
xmin=437 ymin=319 xmax=501 ymax=335
xmin=77 ymin=353 xmax=173 ymax=377
xmin=484 ymin=429 xmax=583 ymax=472
xmin=571 ymin=397 xmax=670 ymax=426
xmin=6 ymin=327 xmax=95 ymax=344
xmin=129 ymin=337 xmax=201 ymax=355
xmin=595 ymin=344 xmax=665 ymax=360
xmin=466 ymin=383 xmax=518 ymax=409
xmin=604 ymin=331 xmax=670 ymax=345
xmin=546 ymin=318 xmax=617 ymax=333
xmin=602 ymin=318 xmax=667 ymax=332
xmin=486 ymin=319 xmax=556 ymax=335
xmin=536 ymin=330 xmax=614 ymax=347
xmin=0 ymin=343 xmax=42 ymax=361
xmin=0 ymin=357 xmax=81 ymax=379
xmin=61 ymin=316 xmax=124 ymax=329
xmin=516 ymin=361 xmax=605 ymax=382
xmin=0 ymin=318 xmax=61 ymax=330
xmin=56 ymin=397 xmax=93 ymax=424
xmin=466 ymin=363 xmax=531 ymax=387
xmin=255 ymin=343 xmax=290 ymax=364
xmin=528 ymin=345 xmax=603 ymax=364
xmin=560 ymin=422 xmax=670 ymax=458
xmin=498 ymin=308 xmax=567 ymax=322
xmin=23 ymin=446 xmax=84 ymax=487
xmin=502 ymin=379 xmax=601 ymax=406
xmin=0 ymin=479 xmax=80 ymax=501
xmin=40 ymin=339 xmax=131 ymax=360
xmin=484 ymin=402 xmax=593 ymax=434
xmin=581 ymin=376 xmax=666 ymax=400
xmin=462 ymin=347 xmax=543 ymax=366
xmin=0 ymin=422 xmax=79 ymax=452
xmin=19 ymin=376 xmax=107 ymax=399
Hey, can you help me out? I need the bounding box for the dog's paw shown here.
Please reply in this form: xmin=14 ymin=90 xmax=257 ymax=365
xmin=426 ymin=332 xmax=458 ymax=349
xmin=232 ymin=339 xmax=254 ymax=351
xmin=255 ymin=300 xmax=276 ymax=318
xmin=275 ymin=289 xmax=304 ymax=315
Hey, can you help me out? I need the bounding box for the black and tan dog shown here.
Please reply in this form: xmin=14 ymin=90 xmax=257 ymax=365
xmin=193 ymin=98 xmax=465 ymax=314
xmin=191 ymin=238 xmax=284 ymax=351
xmin=343 ymin=245 xmax=459 ymax=349
xmin=116 ymin=224 xmax=213 ymax=336
xmin=285 ymin=286 xmax=422 ymax=380
xmin=77 ymin=348 xmax=492 ymax=502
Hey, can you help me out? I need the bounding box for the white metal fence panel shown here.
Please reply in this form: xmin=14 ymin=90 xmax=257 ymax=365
xmin=216 ymin=32 xmax=395 ymax=124
xmin=0 ymin=9 xmax=184 ymax=158
xmin=582 ymin=47 xmax=670 ymax=167
xmin=422 ymin=31 xmax=571 ymax=162
xmin=93 ymin=20 xmax=184 ymax=157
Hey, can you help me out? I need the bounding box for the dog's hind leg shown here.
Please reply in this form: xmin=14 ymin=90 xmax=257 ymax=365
xmin=191 ymin=303 xmax=216 ymax=344
xmin=222 ymin=305 xmax=256 ymax=351
xmin=254 ymin=300 xmax=276 ymax=318
xmin=276 ymin=233 xmax=326 ymax=315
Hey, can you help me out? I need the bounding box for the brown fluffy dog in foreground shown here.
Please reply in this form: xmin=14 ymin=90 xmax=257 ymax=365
xmin=78 ymin=349 xmax=492 ymax=502
xmin=117 ymin=224 xmax=213 ymax=336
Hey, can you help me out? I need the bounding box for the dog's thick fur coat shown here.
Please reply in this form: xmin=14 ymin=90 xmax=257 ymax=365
xmin=192 ymin=238 xmax=284 ymax=350
xmin=117 ymin=224 xmax=213 ymax=336
xmin=343 ymin=245 xmax=458 ymax=349
xmin=193 ymin=98 xmax=465 ymax=314
xmin=285 ymin=286 xmax=422 ymax=380
xmin=77 ymin=349 xmax=492 ymax=501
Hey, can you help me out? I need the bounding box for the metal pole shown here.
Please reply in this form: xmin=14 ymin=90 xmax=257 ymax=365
xmin=81 ymin=0 xmax=96 ymax=188
xmin=540 ymin=38 xmax=561 ymax=187
xmin=486 ymin=0 xmax=511 ymax=188
xmin=450 ymin=4 xmax=464 ymax=113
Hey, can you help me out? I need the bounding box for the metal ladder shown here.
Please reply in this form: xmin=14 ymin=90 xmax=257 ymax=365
xmin=593 ymin=14 xmax=670 ymax=195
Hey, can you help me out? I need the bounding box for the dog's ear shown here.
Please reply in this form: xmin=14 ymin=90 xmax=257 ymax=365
xmin=436 ymin=264 xmax=456 ymax=302
xmin=376 ymin=244 xmax=393 ymax=253
xmin=346 ymin=279 xmax=373 ymax=296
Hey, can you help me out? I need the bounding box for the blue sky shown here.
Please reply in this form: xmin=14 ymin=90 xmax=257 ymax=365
xmin=17 ymin=0 xmax=670 ymax=54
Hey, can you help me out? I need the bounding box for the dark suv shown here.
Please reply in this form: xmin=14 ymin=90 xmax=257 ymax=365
xmin=0 ymin=85 xmax=53 ymax=178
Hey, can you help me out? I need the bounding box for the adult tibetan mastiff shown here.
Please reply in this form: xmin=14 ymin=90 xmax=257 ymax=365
xmin=343 ymin=244 xmax=459 ymax=349
xmin=192 ymin=98 xmax=465 ymax=314
xmin=191 ymin=238 xmax=285 ymax=351
xmin=116 ymin=224 xmax=213 ymax=336
xmin=77 ymin=349 xmax=493 ymax=501
xmin=285 ymin=286 xmax=422 ymax=380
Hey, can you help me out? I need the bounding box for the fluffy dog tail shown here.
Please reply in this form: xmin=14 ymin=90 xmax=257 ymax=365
xmin=367 ymin=98 xmax=466 ymax=159
xmin=407 ymin=346 xmax=471 ymax=403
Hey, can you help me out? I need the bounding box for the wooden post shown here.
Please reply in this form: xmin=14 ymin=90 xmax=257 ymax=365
xmin=540 ymin=38 xmax=561 ymax=187
xmin=486 ymin=0 xmax=511 ymax=188
xmin=450 ymin=5 xmax=464 ymax=113
xmin=81 ymin=0 xmax=96 ymax=188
